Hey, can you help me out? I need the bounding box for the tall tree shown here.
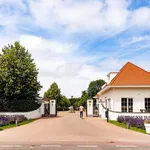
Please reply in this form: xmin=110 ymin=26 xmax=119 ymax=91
xmin=69 ymin=97 xmax=81 ymax=109
xmin=87 ymin=79 xmax=105 ymax=98
xmin=58 ymin=95 xmax=70 ymax=111
xmin=78 ymin=90 xmax=88 ymax=107
xmin=0 ymin=42 xmax=42 ymax=112
xmin=44 ymin=82 xmax=61 ymax=104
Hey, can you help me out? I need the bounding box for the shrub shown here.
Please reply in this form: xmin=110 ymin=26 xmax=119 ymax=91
xmin=117 ymin=116 xmax=145 ymax=130
xmin=0 ymin=115 xmax=27 ymax=127
xmin=117 ymin=116 xmax=124 ymax=123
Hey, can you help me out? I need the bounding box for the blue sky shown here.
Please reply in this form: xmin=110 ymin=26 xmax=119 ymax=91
xmin=0 ymin=0 xmax=150 ymax=97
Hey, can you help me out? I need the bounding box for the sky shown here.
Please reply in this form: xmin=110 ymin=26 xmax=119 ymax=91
xmin=0 ymin=0 xmax=150 ymax=98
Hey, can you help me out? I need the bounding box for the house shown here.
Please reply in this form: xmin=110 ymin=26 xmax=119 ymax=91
xmin=97 ymin=62 xmax=150 ymax=120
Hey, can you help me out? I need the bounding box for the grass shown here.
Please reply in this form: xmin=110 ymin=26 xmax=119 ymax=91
xmin=0 ymin=119 xmax=34 ymax=131
xmin=109 ymin=120 xmax=146 ymax=134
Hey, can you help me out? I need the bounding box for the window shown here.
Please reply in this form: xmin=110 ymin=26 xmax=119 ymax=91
xmin=121 ymin=98 xmax=133 ymax=112
xmin=145 ymin=98 xmax=150 ymax=112
xmin=128 ymin=98 xmax=133 ymax=112
xmin=121 ymin=98 xmax=127 ymax=112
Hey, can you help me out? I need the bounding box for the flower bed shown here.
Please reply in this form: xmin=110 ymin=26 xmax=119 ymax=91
xmin=0 ymin=115 xmax=27 ymax=127
xmin=117 ymin=116 xmax=145 ymax=130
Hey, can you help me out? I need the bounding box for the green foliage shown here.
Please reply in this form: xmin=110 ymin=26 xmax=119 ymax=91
xmin=44 ymin=79 xmax=106 ymax=110
xmin=44 ymin=82 xmax=61 ymax=103
xmin=78 ymin=91 xmax=88 ymax=107
xmin=58 ymin=95 xmax=70 ymax=111
xmin=87 ymin=79 xmax=105 ymax=98
xmin=0 ymin=42 xmax=42 ymax=112
xmin=69 ymin=97 xmax=81 ymax=109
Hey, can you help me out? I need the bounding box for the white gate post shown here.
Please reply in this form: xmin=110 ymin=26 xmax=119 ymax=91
xmin=50 ymin=99 xmax=57 ymax=116
xmin=87 ymin=99 xmax=93 ymax=117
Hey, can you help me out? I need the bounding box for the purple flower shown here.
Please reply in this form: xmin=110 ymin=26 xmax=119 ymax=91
xmin=117 ymin=116 xmax=145 ymax=130
xmin=0 ymin=115 xmax=27 ymax=127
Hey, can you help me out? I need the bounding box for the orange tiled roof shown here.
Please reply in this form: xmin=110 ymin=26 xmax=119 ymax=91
xmin=109 ymin=62 xmax=150 ymax=85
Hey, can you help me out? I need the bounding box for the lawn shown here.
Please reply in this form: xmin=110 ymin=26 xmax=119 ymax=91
xmin=0 ymin=119 xmax=34 ymax=131
xmin=109 ymin=120 xmax=146 ymax=134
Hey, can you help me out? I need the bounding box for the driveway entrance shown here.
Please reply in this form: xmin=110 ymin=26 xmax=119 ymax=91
xmin=0 ymin=112 xmax=150 ymax=146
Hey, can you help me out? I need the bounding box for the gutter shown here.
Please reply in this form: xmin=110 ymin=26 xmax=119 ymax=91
xmin=98 ymin=85 xmax=150 ymax=95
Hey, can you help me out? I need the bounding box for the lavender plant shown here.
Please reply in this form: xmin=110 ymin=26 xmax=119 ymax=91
xmin=117 ymin=116 xmax=145 ymax=130
xmin=0 ymin=115 xmax=27 ymax=127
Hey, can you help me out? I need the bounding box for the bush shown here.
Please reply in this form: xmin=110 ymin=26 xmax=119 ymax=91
xmin=117 ymin=116 xmax=145 ymax=130
xmin=117 ymin=116 xmax=124 ymax=123
xmin=0 ymin=115 xmax=27 ymax=127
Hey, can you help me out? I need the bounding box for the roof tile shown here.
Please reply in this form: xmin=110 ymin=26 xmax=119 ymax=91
xmin=109 ymin=62 xmax=150 ymax=85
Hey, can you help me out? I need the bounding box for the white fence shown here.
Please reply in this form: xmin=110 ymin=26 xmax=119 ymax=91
xmin=0 ymin=103 xmax=44 ymax=119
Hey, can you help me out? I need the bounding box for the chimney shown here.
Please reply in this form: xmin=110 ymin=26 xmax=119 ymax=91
xmin=107 ymin=72 xmax=118 ymax=84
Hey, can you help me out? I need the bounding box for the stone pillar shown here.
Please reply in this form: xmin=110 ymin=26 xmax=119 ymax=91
xmin=87 ymin=99 xmax=93 ymax=117
xmin=50 ymin=99 xmax=57 ymax=116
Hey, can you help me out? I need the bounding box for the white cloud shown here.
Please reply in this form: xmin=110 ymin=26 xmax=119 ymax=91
xmin=99 ymin=58 xmax=126 ymax=71
xmin=120 ymin=35 xmax=150 ymax=47
xmin=20 ymin=35 xmax=77 ymax=54
xmin=28 ymin=0 xmax=131 ymax=33
xmin=18 ymin=34 xmax=106 ymax=97
xmin=131 ymin=7 xmax=150 ymax=29
xmin=0 ymin=0 xmax=28 ymax=26
xmin=38 ymin=63 xmax=106 ymax=97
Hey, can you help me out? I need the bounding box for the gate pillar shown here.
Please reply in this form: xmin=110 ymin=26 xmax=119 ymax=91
xmin=87 ymin=99 xmax=93 ymax=117
xmin=50 ymin=99 xmax=57 ymax=116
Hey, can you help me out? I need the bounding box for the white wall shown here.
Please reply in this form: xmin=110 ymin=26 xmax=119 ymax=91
xmin=0 ymin=103 xmax=45 ymax=119
xmin=98 ymin=87 xmax=150 ymax=119
xmin=101 ymin=88 xmax=150 ymax=112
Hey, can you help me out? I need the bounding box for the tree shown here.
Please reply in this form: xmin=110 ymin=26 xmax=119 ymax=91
xmin=58 ymin=95 xmax=70 ymax=111
xmin=78 ymin=90 xmax=88 ymax=107
xmin=69 ymin=97 xmax=81 ymax=109
xmin=0 ymin=42 xmax=42 ymax=112
xmin=44 ymin=82 xmax=61 ymax=104
xmin=87 ymin=79 xmax=105 ymax=98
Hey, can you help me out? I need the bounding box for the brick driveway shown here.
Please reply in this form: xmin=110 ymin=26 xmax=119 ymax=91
xmin=0 ymin=111 xmax=150 ymax=145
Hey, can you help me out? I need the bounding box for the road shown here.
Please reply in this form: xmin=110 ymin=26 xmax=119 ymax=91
xmin=0 ymin=111 xmax=150 ymax=149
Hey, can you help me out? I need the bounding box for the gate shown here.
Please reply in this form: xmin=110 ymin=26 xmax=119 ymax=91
xmin=44 ymin=103 xmax=50 ymax=116
xmin=87 ymin=99 xmax=99 ymax=117
xmin=93 ymin=106 xmax=99 ymax=117
xmin=44 ymin=99 xmax=57 ymax=117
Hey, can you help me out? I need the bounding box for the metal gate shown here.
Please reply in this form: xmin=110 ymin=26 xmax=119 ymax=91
xmin=44 ymin=103 xmax=50 ymax=116
xmin=93 ymin=103 xmax=99 ymax=117
xmin=87 ymin=99 xmax=99 ymax=117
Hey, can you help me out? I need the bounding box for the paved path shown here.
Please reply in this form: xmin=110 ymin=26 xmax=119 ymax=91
xmin=0 ymin=111 xmax=150 ymax=147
